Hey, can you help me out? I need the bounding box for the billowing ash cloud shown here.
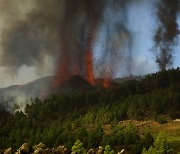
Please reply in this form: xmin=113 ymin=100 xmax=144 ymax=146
xmin=0 ymin=0 xmax=63 ymax=73
xmin=154 ymin=0 xmax=180 ymax=70
xmin=0 ymin=0 xmax=179 ymax=88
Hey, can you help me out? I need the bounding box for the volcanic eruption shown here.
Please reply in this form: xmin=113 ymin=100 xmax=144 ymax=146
xmin=0 ymin=0 xmax=179 ymax=90
xmin=52 ymin=0 xmax=106 ymax=87
xmin=52 ymin=0 xmax=134 ymax=88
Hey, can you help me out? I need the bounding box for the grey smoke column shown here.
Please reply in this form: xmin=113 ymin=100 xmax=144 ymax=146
xmin=154 ymin=0 xmax=179 ymax=70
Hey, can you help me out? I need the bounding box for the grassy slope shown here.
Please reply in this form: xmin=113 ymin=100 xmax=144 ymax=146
xmin=118 ymin=120 xmax=180 ymax=153
xmin=84 ymin=120 xmax=180 ymax=153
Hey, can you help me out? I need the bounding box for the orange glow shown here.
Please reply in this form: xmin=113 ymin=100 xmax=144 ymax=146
xmin=103 ymin=71 xmax=112 ymax=88
xmin=103 ymin=76 xmax=110 ymax=88
xmin=54 ymin=60 xmax=69 ymax=86
xmin=53 ymin=48 xmax=70 ymax=87
xmin=85 ymin=49 xmax=95 ymax=85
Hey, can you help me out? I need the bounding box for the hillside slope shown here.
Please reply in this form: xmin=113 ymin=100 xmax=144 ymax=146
xmin=0 ymin=68 xmax=179 ymax=153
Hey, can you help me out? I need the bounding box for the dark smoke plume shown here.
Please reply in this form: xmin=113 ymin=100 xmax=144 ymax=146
xmin=0 ymin=0 xmax=63 ymax=73
xmin=53 ymin=0 xmax=106 ymax=86
xmin=154 ymin=0 xmax=179 ymax=70
xmin=2 ymin=0 xmax=178 ymax=88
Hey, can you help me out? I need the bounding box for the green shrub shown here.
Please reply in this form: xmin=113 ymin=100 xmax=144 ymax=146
xmin=104 ymin=145 xmax=114 ymax=154
xmin=142 ymin=132 xmax=154 ymax=150
xmin=72 ymin=140 xmax=86 ymax=154
xmin=142 ymin=133 xmax=173 ymax=154
xmin=155 ymin=116 xmax=167 ymax=124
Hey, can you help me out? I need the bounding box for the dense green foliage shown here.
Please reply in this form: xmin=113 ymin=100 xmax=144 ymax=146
xmin=0 ymin=68 xmax=179 ymax=153
xmin=142 ymin=133 xmax=173 ymax=154
xmin=0 ymin=103 xmax=10 ymax=126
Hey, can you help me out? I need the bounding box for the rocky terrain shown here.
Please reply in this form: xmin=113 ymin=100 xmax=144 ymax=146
xmin=1 ymin=142 xmax=125 ymax=154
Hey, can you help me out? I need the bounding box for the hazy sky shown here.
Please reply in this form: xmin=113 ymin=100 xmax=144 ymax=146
xmin=0 ymin=0 xmax=179 ymax=88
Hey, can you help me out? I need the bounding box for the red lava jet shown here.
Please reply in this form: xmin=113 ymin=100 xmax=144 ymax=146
xmin=53 ymin=53 xmax=112 ymax=89
xmin=85 ymin=48 xmax=95 ymax=86
xmin=53 ymin=39 xmax=113 ymax=88
xmin=103 ymin=75 xmax=111 ymax=88
xmin=53 ymin=53 xmax=70 ymax=87
xmin=53 ymin=33 xmax=113 ymax=89
xmin=50 ymin=0 xmax=112 ymax=89
xmin=50 ymin=0 xmax=134 ymax=89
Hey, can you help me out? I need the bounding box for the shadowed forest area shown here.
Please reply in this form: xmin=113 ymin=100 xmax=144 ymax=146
xmin=0 ymin=68 xmax=180 ymax=153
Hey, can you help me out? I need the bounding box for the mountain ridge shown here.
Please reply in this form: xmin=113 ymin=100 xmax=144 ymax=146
xmin=0 ymin=74 xmax=145 ymax=111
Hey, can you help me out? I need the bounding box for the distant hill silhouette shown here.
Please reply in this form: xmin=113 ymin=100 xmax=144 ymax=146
xmin=0 ymin=74 xmax=146 ymax=111
xmin=113 ymin=75 xmax=145 ymax=83
xmin=0 ymin=76 xmax=54 ymax=99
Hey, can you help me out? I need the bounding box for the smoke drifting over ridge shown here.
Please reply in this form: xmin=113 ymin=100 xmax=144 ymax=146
xmin=0 ymin=0 xmax=179 ymax=87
